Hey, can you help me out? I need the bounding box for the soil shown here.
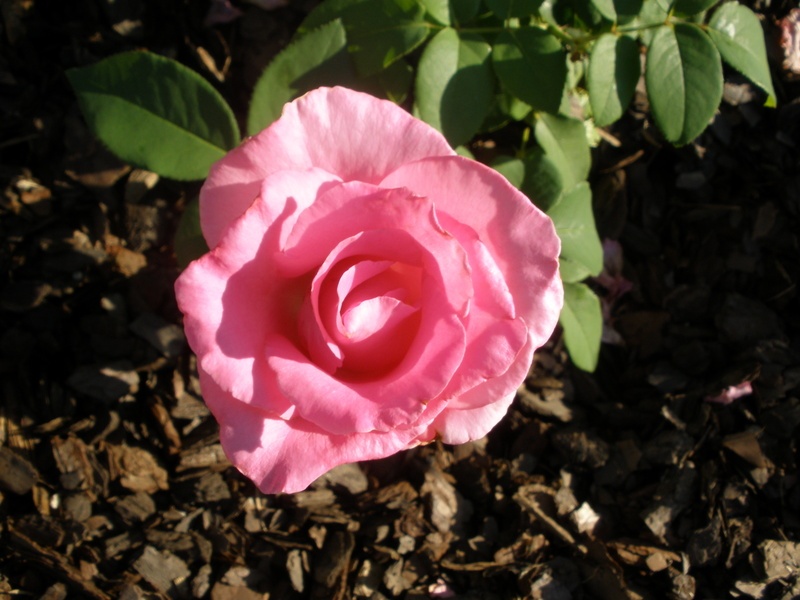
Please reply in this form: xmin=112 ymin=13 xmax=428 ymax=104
xmin=1 ymin=1 xmax=799 ymax=599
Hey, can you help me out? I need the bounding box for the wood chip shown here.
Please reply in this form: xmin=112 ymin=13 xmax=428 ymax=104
xmin=0 ymin=446 xmax=38 ymax=494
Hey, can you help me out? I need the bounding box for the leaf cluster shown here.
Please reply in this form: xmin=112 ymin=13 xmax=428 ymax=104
xmin=65 ymin=0 xmax=776 ymax=371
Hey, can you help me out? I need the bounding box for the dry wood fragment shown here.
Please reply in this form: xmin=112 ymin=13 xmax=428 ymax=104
xmin=113 ymin=492 xmax=156 ymax=523
xmin=133 ymin=545 xmax=190 ymax=596
xmin=353 ymin=560 xmax=383 ymax=597
xmin=7 ymin=520 xmax=110 ymax=600
xmin=106 ymin=443 xmax=169 ymax=493
xmin=755 ymin=540 xmax=800 ymax=581
xmin=286 ymin=549 xmax=305 ymax=593
xmin=722 ymin=430 xmax=771 ymax=468
xmin=421 ymin=468 xmax=472 ymax=535
xmin=210 ymin=582 xmax=270 ymax=600
xmin=51 ymin=435 xmax=104 ymax=496
xmin=313 ymin=530 xmax=355 ymax=590
xmin=0 ymin=446 xmax=38 ymax=494
xmin=178 ymin=443 xmax=230 ymax=471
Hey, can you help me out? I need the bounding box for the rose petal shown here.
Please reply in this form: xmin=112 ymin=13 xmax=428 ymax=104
xmin=175 ymin=167 xmax=336 ymax=414
xmin=432 ymin=336 xmax=534 ymax=442
xmin=381 ymin=155 xmax=563 ymax=349
xmin=424 ymin=388 xmax=518 ymax=446
xmin=265 ymin=290 xmax=466 ymax=435
xmin=433 ymin=213 xmax=529 ymax=400
xmin=280 ymin=183 xmax=471 ymax=318
xmin=200 ymin=87 xmax=455 ymax=248
xmin=200 ymin=369 xmax=447 ymax=494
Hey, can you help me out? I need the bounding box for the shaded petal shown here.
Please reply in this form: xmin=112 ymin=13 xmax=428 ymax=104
xmin=434 ymin=213 xmax=528 ymax=400
xmin=425 ymin=388 xmax=518 ymax=446
xmin=175 ymin=167 xmax=335 ymax=415
xmin=381 ymin=156 xmax=563 ymax=349
xmin=431 ymin=337 xmax=535 ymax=443
xmin=199 ymin=369 xmax=447 ymax=494
xmin=200 ymin=87 xmax=454 ymax=247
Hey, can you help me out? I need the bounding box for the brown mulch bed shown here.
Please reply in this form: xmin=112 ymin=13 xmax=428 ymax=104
xmin=1 ymin=1 xmax=799 ymax=598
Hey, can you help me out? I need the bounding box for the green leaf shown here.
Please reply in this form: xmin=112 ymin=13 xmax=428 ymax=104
xmin=638 ymin=0 xmax=669 ymax=46
xmin=497 ymin=92 xmax=533 ymax=121
xmin=645 ymin=23 xmax=722 ymax=145
xmin=596 ymin=0 xmax=643 ymax=22
xmin=560 ymin=282 xmax=602 ymax=371
xmin=534 ymin=113 xmax=591 ymax=190
xmin=708 ymin=2 xmax=776 ymax=103
xmin=298 ymin=0 xmax=429 ymax=76
xmin=588 ymin=33 xmax=641 ymax=127
xmin=415 ymin=28 xmax=494 ymax=147
xmin=673 ymin=0 xmax=717 ymax=15
xmin=357 ymin=0 xmax=432 ymax=76
xmin=491 ymin=155 xmax=525 ymax=188
xmin=66 ymin=51 xmax=239 ymax=181
xmin=620 ymin=0 xmax=644 ymax=21
xmin=521 ymin=148 xmax=563 ymax=212
xmin=485 ymin=0 xmax=543 ymax=18
xmin=591 ymin=0 xmax=617 ymax=21
xmin=298 ymin=0 xmax=366 ymax=33
xmin=547 ymin=182 xmax=603 ymax=282
xmin=370 ymin=58 xmax=414 ymax=103
xmin=492 ymin=27 xmax=568 ymax=113
xmin=451 ymin=0 xmax=482 ymax=23
xmin=247 ymin=20 xmax=356 ymax=136
xmin=175 ymin=196 xmax=209 ymax=269
xmin=418 ymin=0 xmax=480 ymax=24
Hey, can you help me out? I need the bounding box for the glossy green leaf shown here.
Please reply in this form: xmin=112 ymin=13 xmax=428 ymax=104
xmin=418 ymin=0 xmax=480 ymax=24
xmin=560 ymin=282 xmax=602 ymax=371
xmin=415 ymin=28 xmax=494 ymax=146
xmin=298 ymin=0 xmax=365 ymax=33
xmin=673 ymin=0 xmax=717 ymax=15
xmin=638 ymin=0 xmax=669 ymax=46
xmin=247 ymin=20 xmax=356 ymax=135
xmin=497 ymin=92 xmax=533 ymax=121
xmin=547 ymin=182 xmax=603 ymax=282
xmin=491 ymin=155 xmax=525 ymax=188
xmin=534 ymin=113 xmax=591 ymax=190
xmin=592 ymin=0 xmax=617 ymax=20
xmin=493 ymin=27 xmax=567 ymax=113
xmin=588 ymin=33 xmax=641 ymax=127
xmin=485 ymin=0 xmax=543 ymax=18
xmin=175 ymin=197 xmax=208 ymax=268
xmin=621 ymin=0 xmax=644 ymax=20
xmin=521 ymin=148 xmax=563 ymax=212
xmin=66 ymin=51 xmax=239 ymax=181
xmin=371 ymin=59 xmax=414 ymax=103
xmin=708 ymin=2 xmax=776 ymax=103
xmin=350 ymin=0 xmax=431 ymax=76
xmin=654 ymin=0 xmax=672 ymax=12
xmin=297 ymin=0 xmax=429 ymax=76
xmin=645 ymin=23 xmax=722 ymax=145
xmin=419 ymin=0 xmax=451 ymax=24
xmin=455 ymin=145 xmax=475 ymax=158
xmin=596 ymin=0 xmax=643 ymax=22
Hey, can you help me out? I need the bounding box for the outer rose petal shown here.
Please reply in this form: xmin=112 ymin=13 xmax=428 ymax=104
xmin=381 ymin=155 xmax=563 ymax=350
xmin=425 ymin=388 xmax=518 ymax=446
xmin=200 ymin=87 xmax=455 ymax=248
xmin=200 ymin=369 xmax=447 ymax=494
xmin=175 ymin=168 xmax=337 ymax=416
xmin=431 ymin=334 xmax=535 ymax=443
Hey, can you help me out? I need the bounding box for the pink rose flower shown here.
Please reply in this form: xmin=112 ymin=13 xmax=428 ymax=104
xmin=175 ymin=87 xmax=563 ymax=494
